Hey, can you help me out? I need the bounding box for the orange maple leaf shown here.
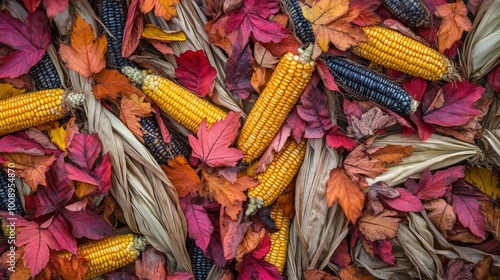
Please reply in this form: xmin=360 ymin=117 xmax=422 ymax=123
xmin=59 ymin=15 xmax=107 ymax=78
xmin=343 ymin=139 xmax=387 ymax=185
xmin=161 ymin=155 xmax=202 ymax=198
xmin=201 ymin=167 xmax=258 ymax=219
xmin=367 ymin=145 xmax=413 ymax=166
xmin=235 ymin=228 xmax=266 ymax=264
xmin=119 ymin=94 xmax=153 ymax=142
xmin=92 ymin=69 xmax=144 ymax=100
xmin=276 ymin=180 xmax=295 ymax=218
xmin=49 ymin=253 xmax=88 ymax=280
xmin=339 ymin=265 xmax=378 ymax=280
xmin=358 ymin=210 xmax=400 ymax=241
xmin=140 ymin=0 xmax=179 ymax=21
xmin=1 ymin=153 xmax=56 ymax=191
xmin=435 ymin=0 xmax=472 ymax=52
xmin=326 ymin=168 xmax=365 ymax=224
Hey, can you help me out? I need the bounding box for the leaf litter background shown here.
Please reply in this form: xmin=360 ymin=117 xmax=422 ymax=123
xmin=0 ymin=0 xmax=499 ymax=279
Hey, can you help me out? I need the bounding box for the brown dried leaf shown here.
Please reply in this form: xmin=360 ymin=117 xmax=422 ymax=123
xmin=304 ymin=269 xmax=339 ymax=280
xmin=344 ymin=139 xmax=387 ymax=184
xmin=358 ymin=210 xmax=400 ymax=241
xmin=367 ymin=145 xmax=413 ymax=166
xmin=253 ymin=43 xmax=278 ymax=69
xmin=474 ymin=255 xmax=493 ymax=280
xmin=119 ymin=94 xmax=154 ymax=142
xmin=339 ymin=265 xmax=378 ymax=280
xmin=424 ymin=198 xmax=456 ymax=234
xmin=446 ymin=221 xmax=485 ymax=243
xmin=480 ymin=200 xmax=500 ymax=239
xmin=350 ymin=107 xmax=396 ymax=139
xmin=250 ymin=66 xmax=273 ymax=94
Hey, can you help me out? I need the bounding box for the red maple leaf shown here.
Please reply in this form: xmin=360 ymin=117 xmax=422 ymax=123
xmin=325 ymin=126 xmax=358 ymax=150
xmin=47 ymin=214 xmax=77 ymax=255
xmin=415 ymin=166 xmax=465 ymax=200
xmin=423 ymin=81 xmax=484 ymax=127
xmin=64 ymin=133 xmax=112 ymax=196
xmin=225 ymin=41 xmax=254 ymax=100
xmin=175 ymin=50 xmax=217 ymax=97
xmin=296 ymin=79 xmax=333 ymax=138
xmin=188 ymin=112 xmax=244 ymax=168
xmin=179 ymin=195 xmax=214 ymax=252
xmin=62 ymin=208 xmax=113 ymax=240
xmin=380 ymin=188 xmax=424 ymax=213
xmin=0 ymin=10 xmax=51 ymax=78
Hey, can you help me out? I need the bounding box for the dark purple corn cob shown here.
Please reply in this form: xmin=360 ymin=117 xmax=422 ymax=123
xmin=283 ymin=0 xmax=315 ymax=44
xmin=0 ymin=168 xmax=24 ymax=216
xmin=382 ymin=0 xmax=432 ymax=27
xmin=186 ymin=238 xmax=213 ymax=280
xmin=29 ymin=52 xmax=63 ymax=90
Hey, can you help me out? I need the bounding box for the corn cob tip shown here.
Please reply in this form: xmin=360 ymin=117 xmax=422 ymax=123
xmin=133 ymin=235 xmax=149 ymax=251
xmin=409 ymin=99 xmax=419 ymax=115
xmin=442 ymin=59 xmax=463 ymax=82
xmin=245 ymin=196 xmax=264 ymax=216
xmin=122 ymin=66 xmax=147 ymax=85
xmin=297 ymin=44 xmax=315 ymax=65
xmin=65 ymin=91 xmax=86 ymax=108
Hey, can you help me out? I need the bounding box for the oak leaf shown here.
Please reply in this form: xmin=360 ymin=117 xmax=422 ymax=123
xmin=424 ymin=198 xmax=456 ymax=234
xmin=175 ymin=50 xmax=217 ymax=97
xmin=59 ymin=15 xmax=107 ymax=78
xmin=358 ymin=210 xmax=400 ymax=241
xmin=140 ymin=0 xmax=179 ymax=21
xmin=92 ymin=69 xmax=144 ymax=100
xmin=1 ymin=153 xmax=56 ymax=191
xmin=162 ymin=155 xmax=202 ymax=198
xmin=326 ymin=168 xmax=365 ymax=224
xmin=367 ymin=145 xmax=413 ymax=166
xmin=189 ymin=112 xmax=243 ymax=168
xmin=119 ymin=94 xmax=153 ymax=141
xmin=434 ymin=0 xmax=472 ymax=52
xmin=201 ymin=167 xmax=258 ymax=219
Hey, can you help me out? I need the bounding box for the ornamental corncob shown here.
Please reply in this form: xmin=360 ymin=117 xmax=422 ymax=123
xmin=29 ymin=52 xmax=63 ymax=90
xmin=246 ymin=139 xmax=306 ymax=215
xmin=324 ymin=56 xmax=418 ymax=115
xmin=382 ymin=0 xmax=432 ymax=27
xmin=237 ymin=47 xmax=315 ymax=164
xmin=352 ymin=25 xmax=457 ymax=81
xmin=58 ymin=234 xmax=148 ymax=280
xmin=122 ymin=67 xmax=228 ymax=133
xmin=0 ymin=89 xmax=84 ymax=136
xmin=264 ymin=203 xmax=290 ymax=274
xmin=140 ymin=116 xmax=190 ymax=164
xmin=0 ymin=168 xmax=24 ymax=216
xmin=283 ymin=0 xmax=315 ymax=44
xmin=186 ymin=238 xmax=213 ymax=280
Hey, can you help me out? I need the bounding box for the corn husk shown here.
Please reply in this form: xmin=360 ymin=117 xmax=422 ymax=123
xmin=286 ymin=138 xmax=348 ymax=278
xmin=366 ymin=133 xmax=484 ymax=186
xmin=145 ymin=1 xmax=245 ymax=116
xmin=461 ymin=0 xmax=500 ymax=81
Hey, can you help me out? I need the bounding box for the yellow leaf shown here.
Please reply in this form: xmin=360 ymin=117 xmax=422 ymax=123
xmin=0 ymin=83 xmax=25 ymax=101
xmin=464 ymin=167 xmax=500 ymax=200
xmin=142 ymin=24 xmax=186 ymax=42
xmin=49 ymin=122 xmax=67 ymax=151
xmin=299 ymin=0 xmax=349 ymax=26
xmin=75 ymin=181 xmax=97 ymax=198
xmin=140 ymin=0 xmax=179 ymax=21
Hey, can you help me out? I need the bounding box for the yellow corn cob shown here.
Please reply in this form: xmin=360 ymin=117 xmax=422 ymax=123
xmin=122 ymin=67 xmax=227 ymax=133
xmin=264 ymin=203 xmax=290 ymax=274
xmin=237 ymin=46 xmax=315 ymax=164
xmin=352 ymin=25 xmax=458 ymax=81
xmin=246 ymin=139 xmax=306 ymax=215
xmin=0 ymin=89 xmax=84 ymax=136
xmin=58 ymin=234 xmax=148 ymax=280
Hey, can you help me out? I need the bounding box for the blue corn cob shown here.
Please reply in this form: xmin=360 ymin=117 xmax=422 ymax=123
xmin=0 ymin=168 xmax=24 ymax=216
xmin=382 ymin=0 xmax=432 ymax=27
xmin=93 ymin=0 xmax=133 ymax=68
xmin=29 ymin=52 xmax=63 ymax=90
xmin=186 ymin=238 xmax=213 ymax=280
xmin=140 ymin=116 xmax=190 ymax=164
xmin=283 ymin=0 xmax=315 ymax=44
xmin=324 ymin=56 xmax=415 ymax=115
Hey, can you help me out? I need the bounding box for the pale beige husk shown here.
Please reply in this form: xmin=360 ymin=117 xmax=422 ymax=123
xmin=286 ymin=138 xmax=348 ymax=278
xmin=462 ymin=0 xmax=500 ymax=81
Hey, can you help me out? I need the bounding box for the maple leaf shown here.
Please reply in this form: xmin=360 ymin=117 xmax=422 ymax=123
xmin=140 ymin=0 xmax=179 ymax=21
xmin=367 ymin=145 xmax=413 ymax=166
xmin=162 ymin=155 xmax=201 ymax=197
xmin=48 ymin=252 xmax=88 ymax=280
xmin=304 ymin=269 xmax=339 ymax=280
xmin=1 ymin=153 xmax=56 ymax=191
xmin=47 ymin=214 xmax=77 ymax=255
xmin=236 ymin=235 xmax=280 ymax=280
xmin=325 ymin=125 xmax=358 ymax=150
xmin=343 ymin=138 xmax=387 ymax=184
xmin=65 ymin=133 xmax=112 ymax=195
xmin=122 ymin=0 xmax=144 ymax=58
xmin=358 ymin=210 xmax=400 ymax=241
xmin=423 ymin=198 xmax=456 ymax=234
xmin=416 ymin=166 xmax=465 ymax=200
xmin=59 ymin=15 xmax=107 ymax=78
xmin=297 ymin=81 xmax=333 ymax=138
xmin=220 ymin=212 xmax=252 ymax=261
xmin=16 ymin=217 xmax=60 ymax=277
xmin=330 ymin=239 xmax=351 ymax=268
xmin=452 ymin=188 xmax=486 ymax=239
xmin=325 ymin=168 xmax=365 ymax=224
xmin=201 ymin=167 xmax=257 ymax=219
xmin=189 ymin=112 xmax=243 ymax=168
xmin=0 ymin=10 xmax=51 ymax=78
xmin=236 ymin=228 xmax=266 ymax=263
xmin=434 ymin=0 xmax=472 ymax=52
xmin=350 ymin=107 xmax=396 ymax=139
xmin=225 ymin=41 xmax=253 ymax=100
xmin=350 ymin=0 xmax=381 ymax=26
xmin=175 ymin=50 xmax=217 ymax=97
xmin=423 ymin=81 xmax=484 ymax=127
xmin=62 ymin=208 xmax=113 ymax=239
xmin=92 ymin=69 xmax=144 ymax=100
xmin=119 ymin=94 xmax=153 ymax=141
xmin=180 ymin=195 xmax=214 ymax=252
xmin=380 ymin=188 xmax=424 ymax=213
xmin=219 ymin=0 xmax=288 ymax=44
xmin=135 ymin=246 xmax=168 ymax=280
xmin=0 ymin=83 xmax=25 ymax=100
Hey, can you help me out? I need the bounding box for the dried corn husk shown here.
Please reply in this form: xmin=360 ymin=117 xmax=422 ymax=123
xmin=287 ymin=138 xmax=348 ymax=279
xmin=462 ymin=0 xmax=500 ymax=81
xmin=366 ymin=133 xmax=484 ymax=186
xmin=145 ymin=0 xmax=245 ymax=116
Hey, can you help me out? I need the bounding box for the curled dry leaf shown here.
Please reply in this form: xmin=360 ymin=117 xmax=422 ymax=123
xmin=358 ymin=210 xmax=400 ymax=242
xmin=350 ymin=107 xmax=397 ymax=139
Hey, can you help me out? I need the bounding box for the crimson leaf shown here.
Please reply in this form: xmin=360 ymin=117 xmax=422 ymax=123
xmin=296 ymin=81 xmax=333 ymax=138
xmin=180 ymin=196 xmax=214 ymax=252
xmin=225 ymin=40 xmax=253 ymax=100
xmin=416 ymin=166 xmax=464 ymax=200
xmin=62 ymin=208 xmax=113 ymax=240
xmin=175 ymin=50 xmax=217 ymax=97
xmin=381 ymin=188 xmax=424 ymax=213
